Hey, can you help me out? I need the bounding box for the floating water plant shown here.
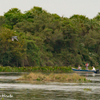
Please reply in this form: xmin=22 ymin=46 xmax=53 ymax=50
xmin=84 ymin=88 xmax=92 ymax=91
xmin=17 ymin=73 xmax=90 ymax=83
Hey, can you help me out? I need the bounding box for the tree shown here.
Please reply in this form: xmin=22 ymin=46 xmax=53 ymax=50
xmin=4 ymin=8 xmax=23 ymax=29
xmin=0 ymin=27 xmax=26 ymax=66
xmin=0 ymin=16 xmax=5 ymax=26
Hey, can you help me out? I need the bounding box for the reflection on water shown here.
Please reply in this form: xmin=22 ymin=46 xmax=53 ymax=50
xmin=79 ymin=73 xmax=100 ymax=83
xmin=0 ymin=72 xmax=100 ymax=100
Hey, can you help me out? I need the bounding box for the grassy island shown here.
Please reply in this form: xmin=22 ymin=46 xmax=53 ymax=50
xmin=16 ymin=73 xmax=90 ymax=83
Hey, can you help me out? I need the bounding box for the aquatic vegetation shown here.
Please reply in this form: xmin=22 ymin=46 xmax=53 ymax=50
xmin=84 ymin=88 xmax=92 ymax=91
xmin=17 ymin=73 xmax=90 ymax=83
xmin=0 ymin=66 xmax=72 ymax=73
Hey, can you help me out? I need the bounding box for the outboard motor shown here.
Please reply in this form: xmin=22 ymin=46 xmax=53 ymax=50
xmin=96 ymin=69 xmax=99 ymax=73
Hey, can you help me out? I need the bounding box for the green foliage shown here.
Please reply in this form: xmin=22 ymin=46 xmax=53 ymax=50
xmin=4 ymin=8 xmax=23 ymax=29
xmin=0 ymin=66 xmax=72 ymax=73
xmin=0 ymin=16 xmax=5 ymax=26
xmin=0 ymin=27 xmax=26 ymax=66
xmin=26 ymin=40 xmax=40 ymax=66
xmin=0 ymin=6 xmax=100 ymax=67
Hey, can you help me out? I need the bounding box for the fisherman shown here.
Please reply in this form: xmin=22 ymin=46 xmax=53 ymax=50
xmin=85 ymin=63 xmax=89 ymax=70
xmin=78 ymin=65 xmax=81 ymax=70
xmin=92 ymin=66 xmax=96 ymax=71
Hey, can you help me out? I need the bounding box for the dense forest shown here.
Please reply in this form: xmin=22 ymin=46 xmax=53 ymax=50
xmin=0 ymin=6 xmax=100 ymax=67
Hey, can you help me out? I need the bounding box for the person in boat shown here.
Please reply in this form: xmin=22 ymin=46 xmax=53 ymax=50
xmin=85 ymin=63 xmax=89 ymax=70
xmin=92 ymin=66 xmax=96 ymax=71
xmin=78 ymin=65 xmax=81 ymax=70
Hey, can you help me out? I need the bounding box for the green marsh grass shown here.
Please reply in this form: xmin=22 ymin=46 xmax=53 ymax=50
xmin=17 ymin=73 xmax=90 ymax=83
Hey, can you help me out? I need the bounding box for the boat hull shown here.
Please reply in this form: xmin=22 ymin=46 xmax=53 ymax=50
xmin=72 ymin=68 xmax=97 ymax=73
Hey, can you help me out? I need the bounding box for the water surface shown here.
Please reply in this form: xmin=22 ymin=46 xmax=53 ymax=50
xmin=0 ymin=72 xmax=100 ymax=100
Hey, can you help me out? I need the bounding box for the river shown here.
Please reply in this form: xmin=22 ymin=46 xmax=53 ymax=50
xmin=0 ymin=72 xmax=100 ymax=100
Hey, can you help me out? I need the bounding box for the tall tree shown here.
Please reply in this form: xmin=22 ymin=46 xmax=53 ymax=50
xmin=4 ymin=8 xmax=23 ymax=29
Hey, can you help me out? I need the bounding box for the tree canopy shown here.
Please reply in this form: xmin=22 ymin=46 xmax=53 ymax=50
xmin=0 ymin=7 xmax=100 ymax=67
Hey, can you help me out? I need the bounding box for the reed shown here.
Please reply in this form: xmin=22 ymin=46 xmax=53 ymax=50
xmin=17 ymin=72 xmax=90 ymax=83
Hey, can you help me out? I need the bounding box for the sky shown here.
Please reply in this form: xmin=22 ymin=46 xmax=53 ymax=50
xmin=0 ymin=0 xmax=100 ymax=19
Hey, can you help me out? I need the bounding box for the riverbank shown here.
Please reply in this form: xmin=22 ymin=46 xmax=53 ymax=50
xmin=16 ymin=72 xmax=90 ymax=83
xmin=0 ymin=66 xmax=72 ymax=73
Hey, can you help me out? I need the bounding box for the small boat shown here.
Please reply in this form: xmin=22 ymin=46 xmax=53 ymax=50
xmin=72 ymin=68 xmax=99 ymax=73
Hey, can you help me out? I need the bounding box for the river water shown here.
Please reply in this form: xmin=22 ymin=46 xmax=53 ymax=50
xmin=0 ymin=72 xmax=100 ymax=100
